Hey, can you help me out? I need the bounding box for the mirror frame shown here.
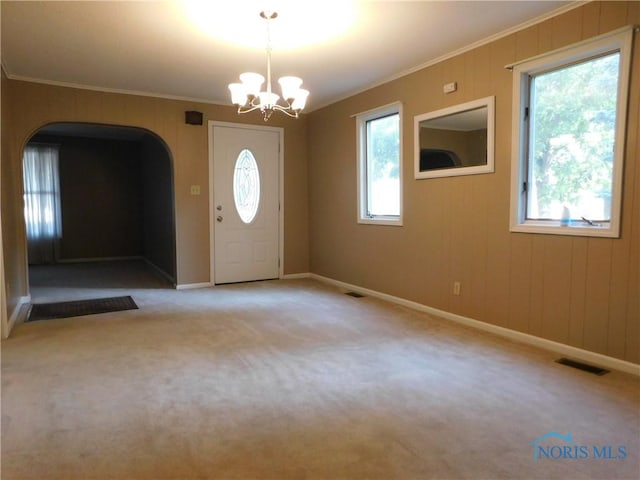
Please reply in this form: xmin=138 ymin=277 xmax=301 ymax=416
xmin=414 ymin=96 xmax=495 ymax=179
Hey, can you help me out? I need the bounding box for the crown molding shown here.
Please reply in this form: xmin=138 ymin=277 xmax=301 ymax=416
xmin=3 ymin=72 xmax=230 ymax=108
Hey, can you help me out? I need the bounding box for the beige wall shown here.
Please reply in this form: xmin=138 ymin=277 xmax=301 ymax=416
xmin=1 ymin=79 xmax=309 ymax=311
xmin=308 ymin=1 xmax=639 ymax=363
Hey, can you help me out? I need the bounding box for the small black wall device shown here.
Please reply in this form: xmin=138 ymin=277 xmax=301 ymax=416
xmin=185 ymin=111 xmax=203 ymax=125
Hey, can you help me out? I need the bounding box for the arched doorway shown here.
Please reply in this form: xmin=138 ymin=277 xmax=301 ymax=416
xmin=22 ymin=122 xmax=176 ymax=295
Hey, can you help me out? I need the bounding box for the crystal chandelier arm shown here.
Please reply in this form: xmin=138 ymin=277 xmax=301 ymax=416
xmin=271 ymin=104 xmax=300 ymax=118
xmin=236 ymin=103 xmax=264 ymax=115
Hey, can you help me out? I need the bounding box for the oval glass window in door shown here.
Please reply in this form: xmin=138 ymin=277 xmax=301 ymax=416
xmin=233 ymin=149 xmax=261 ymax=223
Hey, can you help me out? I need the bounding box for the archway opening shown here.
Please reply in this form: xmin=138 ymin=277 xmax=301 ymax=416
xmin=23 ymin=122 xmax=176 ymax=295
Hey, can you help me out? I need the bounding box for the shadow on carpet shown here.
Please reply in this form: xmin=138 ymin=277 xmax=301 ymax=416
xmin=27 ymin=296 xmax=138 ymax=322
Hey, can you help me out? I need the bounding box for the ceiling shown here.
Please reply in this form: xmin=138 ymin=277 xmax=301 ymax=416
xmin=1 ymin=1 xmax=573 ymax=112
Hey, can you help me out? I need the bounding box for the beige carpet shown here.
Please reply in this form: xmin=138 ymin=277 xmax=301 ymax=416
xmin=2 ymin=261 xmax=639 ymax=479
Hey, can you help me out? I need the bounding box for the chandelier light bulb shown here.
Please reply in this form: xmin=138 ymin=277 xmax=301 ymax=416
xmin=228 ymin=83 xmax=248 ymax=106
xmin=258 ymin=91 xmax=280 ymax=109
xmin=291 ymin=89 xmax=309 ymax=111
xmin=278 ymin=76 xmax=303 ymax=102
xmin=239 ymin=72 xmax=265 ymax=98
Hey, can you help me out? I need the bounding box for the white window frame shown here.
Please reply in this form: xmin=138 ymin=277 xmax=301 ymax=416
xmin=509 ymin=27 xmax=634 ymax=238
xmin=356 ymin=102 xmax=403 ymax=226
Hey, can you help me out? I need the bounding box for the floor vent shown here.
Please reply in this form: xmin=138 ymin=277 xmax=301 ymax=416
xmin=345 ymin=291 xmax=365 ymax=298
xmin=556 ymin=357 xmax=609 ymax=376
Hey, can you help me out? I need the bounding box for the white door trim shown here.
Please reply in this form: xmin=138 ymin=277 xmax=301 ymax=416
xmin=208 ymin=120 xmax=284 ymax=284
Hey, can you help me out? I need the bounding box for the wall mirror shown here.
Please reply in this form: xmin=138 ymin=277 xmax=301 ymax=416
xmin=414 ymin=96 xmax=494 ymax=179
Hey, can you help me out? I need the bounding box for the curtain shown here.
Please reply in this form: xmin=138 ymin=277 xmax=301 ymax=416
xmin=22 ymin=144 xmax=62 ymax=264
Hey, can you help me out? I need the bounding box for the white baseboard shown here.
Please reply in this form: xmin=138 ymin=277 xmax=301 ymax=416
xmin=56 ymin=256 xmax=142 ymax=263
xmin=5 ymin=295 xmax=31 ymax=337
xmin=309 ymin=274 xmax=640 ymax=376
xmin=175 ymin=282 xmax=213 ymax=290
xmin=282 ymin=273 xmax=311 ymax=280
xmin=142 ymin=258 xmax=176 ymax=287
xmin=178 ymin=275 xmax=312 ymax=289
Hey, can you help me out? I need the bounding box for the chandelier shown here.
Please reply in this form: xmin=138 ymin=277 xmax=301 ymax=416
xmin=228 ymin=11 xmax=309 ymax=122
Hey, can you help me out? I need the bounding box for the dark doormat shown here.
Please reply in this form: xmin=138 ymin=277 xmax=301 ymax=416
xmin=26 ymin=296 xmax=138 ymax=322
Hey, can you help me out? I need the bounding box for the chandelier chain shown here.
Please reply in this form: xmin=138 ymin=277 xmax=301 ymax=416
xmin=265 ymin=13 xmax=272 ymax=95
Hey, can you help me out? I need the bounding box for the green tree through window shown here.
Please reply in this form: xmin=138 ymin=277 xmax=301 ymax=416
xmin=357 ymin=102 xmax=402 ymax=225
xmin=511 ymin=28 xmax=631 ymax=237
xmin=367 ymin=113 xmax=400 ymax=216
xmin=528 ymin=52 xmax=619 ymax=221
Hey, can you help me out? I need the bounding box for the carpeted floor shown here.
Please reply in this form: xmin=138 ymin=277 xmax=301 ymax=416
xmin=1 ymin=261 xmax=639 ymax=479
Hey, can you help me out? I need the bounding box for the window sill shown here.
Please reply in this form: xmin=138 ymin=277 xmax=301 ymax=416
xmin=510 ymin=221 xmax=619 ymax=238
xmin=358 ymin=217 xmax=403 ymax=227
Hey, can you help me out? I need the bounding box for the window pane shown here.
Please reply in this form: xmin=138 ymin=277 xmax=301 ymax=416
xmin=233 ymin=149 xmax=260 ymax=224
xmin=366 ymin=113 xmax=400 ymax=216
xmin=527 ymin=52 xmax=619 ymax=222
xmin=22 ymin=144 xmax=62 ymax=240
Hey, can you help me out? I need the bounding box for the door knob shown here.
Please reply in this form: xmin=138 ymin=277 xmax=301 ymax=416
xmin=216 ymin=216 xmax=223 ymax=222
xmin=216 ymin=205 xmax=222 ymax=211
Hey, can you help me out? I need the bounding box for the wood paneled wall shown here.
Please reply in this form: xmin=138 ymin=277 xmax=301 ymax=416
xmin=30 ymin=135 xmax=145 ymax=261
xmin=140 ymin=135 xmax=176 ymax=280
xmin=308 ymin=2 xmax=639 ymax=363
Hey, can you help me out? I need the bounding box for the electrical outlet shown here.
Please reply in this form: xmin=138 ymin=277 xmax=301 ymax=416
xmin=453 ymin=281 xmax=461 ymax=296
xmin=190 ymin=185 xmax=201 ymax=195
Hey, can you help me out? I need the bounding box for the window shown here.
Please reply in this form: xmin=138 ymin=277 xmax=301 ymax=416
xmin=22 ymin=144 xmax=62 ymax=263
xmin=510 ymin=28 xmax=633 ymax=237
xmin=357 ymin=102 xmax=402 ymax=225
xmin=233 ymin=148 xmax=260 ymax=224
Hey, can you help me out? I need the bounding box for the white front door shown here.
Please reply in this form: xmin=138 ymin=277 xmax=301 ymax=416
xmin=212 ymin=125 xmax=280 ymax=284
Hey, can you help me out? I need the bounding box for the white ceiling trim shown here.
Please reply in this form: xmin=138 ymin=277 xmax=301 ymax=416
xmin=1 ymin=69 xmax=230 ymax=108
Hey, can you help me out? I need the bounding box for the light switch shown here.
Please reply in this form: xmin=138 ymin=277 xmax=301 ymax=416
xmin=190 ymin=185 xmax=200 ymax=195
